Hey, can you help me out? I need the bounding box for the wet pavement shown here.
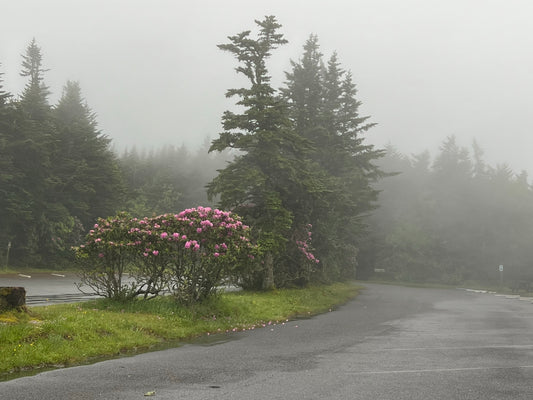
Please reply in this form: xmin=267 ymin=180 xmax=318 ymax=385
xmin=0 ymin=273 xmax=98 ymax=305
xmin=2 ymin=283 xmax=533 ymax=399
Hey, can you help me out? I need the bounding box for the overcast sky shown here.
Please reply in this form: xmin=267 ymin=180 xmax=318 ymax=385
xmin=2 ymin=0 xmax=532 ymax=174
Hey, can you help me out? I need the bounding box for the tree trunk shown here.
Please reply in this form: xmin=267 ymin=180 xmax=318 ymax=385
xmin=0 ymin=287 xmax=26 ymax=311
xmin=262 ymin=252 xmax=275 ymax=290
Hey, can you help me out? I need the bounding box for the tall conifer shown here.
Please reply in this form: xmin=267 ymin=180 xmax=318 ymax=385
xmin=284 ymin=36 xmax=384 ymax=279
xmin=208 ymin=17 xmax=326 ymax=288
xmin=53 ymin=81 xmax=123 ymax=227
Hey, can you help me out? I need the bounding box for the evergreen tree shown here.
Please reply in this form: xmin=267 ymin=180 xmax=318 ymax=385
xmin=19 ymin=38 xmax=50 ymax=121
xmin=283 ymin=35 xmax=325 ymax=145
xmin=0 ymin=64 xmax=10 ymax=105
xmin=52 ymin=80 xmax=124 ymax=228
xmin=283 ymin=36 xmax=384 ymax=280
xmin=7 ymin=39 xmax=58 ymax=263
xmin=0 ymin=65 xmax=17 ymax=257
xmin=208 ymin=16 xmax=326 ymax=288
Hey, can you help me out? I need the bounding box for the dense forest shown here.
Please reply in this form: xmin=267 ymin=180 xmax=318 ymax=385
xmin=0 ymin=39 xmax=231 ymax=268
xmin=2 ymin=19 xmax=532 ymax=290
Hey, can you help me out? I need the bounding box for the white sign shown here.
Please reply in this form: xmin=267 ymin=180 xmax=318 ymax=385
xmin=499 ymin=265 xmax=504 ymax=272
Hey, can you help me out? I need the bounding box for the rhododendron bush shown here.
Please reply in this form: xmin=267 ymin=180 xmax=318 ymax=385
xmin=74 ymin=207 xmax=256 ymax=302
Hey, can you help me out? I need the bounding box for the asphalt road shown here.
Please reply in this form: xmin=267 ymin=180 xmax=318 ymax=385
xmin=0 ymin=273 xmax=98 ymax=305
xmin=2 ymin=283 xmax=533 ymax=399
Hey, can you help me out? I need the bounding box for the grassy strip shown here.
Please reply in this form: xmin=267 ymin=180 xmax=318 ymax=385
xmin=0 ymin=282 xmax=361 ymax=378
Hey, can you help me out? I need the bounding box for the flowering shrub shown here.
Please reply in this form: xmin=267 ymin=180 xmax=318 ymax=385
xmin=74 ymin=207 xmax=256 ymax=302
xmin=296 ymin=224 xmax=320 ymax=265
xmin=271 ymin=223 xmax=320 ymax=288
xmin=74 ymin=212 xmax=139 ymax=300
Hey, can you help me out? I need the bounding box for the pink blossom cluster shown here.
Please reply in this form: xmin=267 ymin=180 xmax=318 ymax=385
xmin=79 ymin=208 xmax=256 ymax=262
xmin=296 ymin=224 xmax=320 ymax=264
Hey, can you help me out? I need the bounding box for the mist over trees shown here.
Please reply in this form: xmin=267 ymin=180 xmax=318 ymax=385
xmin=0 ymin=40 xmax=225 ymax=267
xmin=119 ymin=140 xmax=233 ymax=217
xmin=2 ymin=20 xmax=532 ymax=291
xmin=0 ymin=40 xmax=122 ymax=265
xmin=358 ymin=136 xmax=533 ymax=286
xmin=207 ymin=17 xmax=383 ymax=288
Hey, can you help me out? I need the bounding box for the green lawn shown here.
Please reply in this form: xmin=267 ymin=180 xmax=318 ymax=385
xmin=0 ymin=282 xmax=361 ymax=379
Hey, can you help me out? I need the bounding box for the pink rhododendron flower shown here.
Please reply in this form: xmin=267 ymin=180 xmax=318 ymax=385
xmin=160 ymin=232 xmax=168 ymax=239
xmin=196 ymin=228 xmax=202 ymax=233
xmin=98 ymin=253 xmax=104 ymax=258
xmin=152 ymin=250 xmax=159 ymax=256
xmin=214 ymin=252 xmax=220 ymax=257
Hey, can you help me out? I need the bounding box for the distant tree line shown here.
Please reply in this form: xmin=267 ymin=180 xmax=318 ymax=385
xmin=358 ymin=137 xmax=533 ymax=286
xmin=119 ymin=140 xmax=232 ymax=218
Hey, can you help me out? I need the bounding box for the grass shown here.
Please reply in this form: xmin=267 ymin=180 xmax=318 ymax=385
xmin=0 ymin=282 xmax=361 ymax=379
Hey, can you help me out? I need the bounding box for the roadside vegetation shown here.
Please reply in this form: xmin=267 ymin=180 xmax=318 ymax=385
xmin=1 ymin=17 xmax=381 ymax=291
xmin=0 ymin=282 xmax=360 ymax=378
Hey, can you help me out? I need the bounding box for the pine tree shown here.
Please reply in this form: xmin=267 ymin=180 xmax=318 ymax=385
xmin=0 ymin=64 xmax=10 ymax=106
xmin=20 ymin=38 xmax=50 ymax=121
xmin=283 ymin=36 xmax=384 ymax=279
xmin=208 ymin=16 xmax=326 ymax=288
xmin=0 ymin=64 xmax=17 ymax=255
xmin=283 ymin=35 xmax=325 ymax=144
xmin=5 ymin=39 xmax=58 ymax=263
xmin=52 ymin=80 xmax=124 ymax=228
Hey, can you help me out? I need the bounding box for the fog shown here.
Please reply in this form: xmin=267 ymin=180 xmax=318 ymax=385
xmin=2 ymin=0 xmax=533 ymax=173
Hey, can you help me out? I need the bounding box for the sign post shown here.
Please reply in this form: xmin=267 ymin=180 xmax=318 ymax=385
xmin=499 ymin=264 xmax=504 ymax=288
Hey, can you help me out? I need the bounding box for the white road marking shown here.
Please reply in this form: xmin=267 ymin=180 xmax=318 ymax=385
xmin=381 ymin=344 xmax=533 ymax=351
xmin=347 ymin=365 xmax=533 ymax=375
